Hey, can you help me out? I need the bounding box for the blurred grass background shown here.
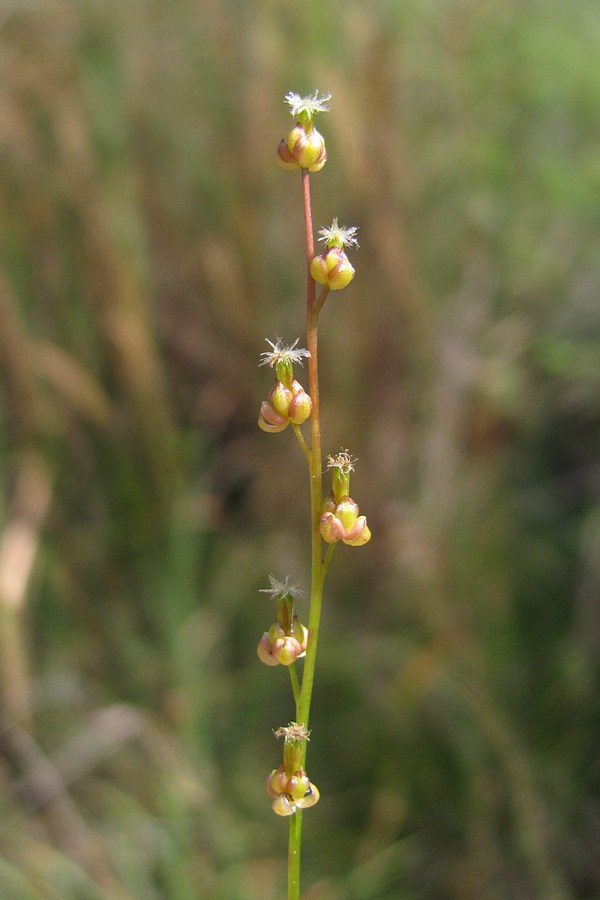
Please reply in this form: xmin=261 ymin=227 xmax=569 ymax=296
xmin=1 ymin=0 xmax=600 ymax=897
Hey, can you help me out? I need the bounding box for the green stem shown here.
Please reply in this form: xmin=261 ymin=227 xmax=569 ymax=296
xmin=288 ymin=663 xmax=301 ymax=707
xmin=288 ymin=809 xmax=303 ymax=899
xmin=292 ymin=424 xmax=311 ymax=462
xmin=287 ymin=168 xmax=333 ymax=900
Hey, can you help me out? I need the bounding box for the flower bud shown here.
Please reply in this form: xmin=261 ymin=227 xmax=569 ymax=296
xmin=310 ymin=247 xmax=355 ymax=290
xmin=345 ymin=520 xmax=371 ymax=546
xmin=277 ymin=139 xmax=299 ymax=170
xmin=271 ymin=635 xmax=305 ymax=666
xmin=258 ymin=379 xmax=311 ymax=433
xmin=272 ymin=794 xmax=296 ymax=816
xmin=257 ymin=633 xmax=281 ymax=666
xmin=286 ymin=124 xmax=327 ymax=170
xmin=333 ymin=497 xmax=360 ymax=531
xmin=257 ymin=621 xmax=308 ymax=667
xmin=258 ymin=401 xmax=289 ymax=433
xmin=288 ymin=382 xmax=312 ymax=425
xmin=319 ymin=495 xmax=371 ymax=547
xmin=266 ymin=764 xmax=289 ymax=798
xmin=295 ymin=781 xmax=320 ymax=809
xmin=269 ymin=381 xmax=294 ymax=418
xmin=319 ymin=511 xmax=345 ymax=544
xmin=287 ymin=770 xmax=311 ymax=801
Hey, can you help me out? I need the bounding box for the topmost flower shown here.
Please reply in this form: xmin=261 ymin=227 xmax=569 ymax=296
xmin=284 ymin=90 xmax=331 ymax=124
xmin=277 ymin=91 xmax=331 ymax=173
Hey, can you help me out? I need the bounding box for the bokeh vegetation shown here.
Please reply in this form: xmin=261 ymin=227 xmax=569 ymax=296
xmin=1 ymin=0 xmax=599 ymax=897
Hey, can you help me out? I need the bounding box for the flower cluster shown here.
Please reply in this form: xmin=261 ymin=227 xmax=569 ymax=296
xmin=320 ymin=495 xmax=371 ymax=545
xmin=310 ymin=219 xmax=359 ymax=291
xmin=257 ymin=338 xmax=312 ymax=433
xmin=277 ymin=90 xmax=330 ymax=172
xmin=258 ymin=620 xmax=308 ymax=666
xmin=319 ymin=451 xmax=371 ymax=546
xmin=266 ymin=763 xmax=320 ymax=816
xmin=266 ymin=723 xmax=320 ymax=816
xmin=257 ymin=576 xmax=308 ymax=667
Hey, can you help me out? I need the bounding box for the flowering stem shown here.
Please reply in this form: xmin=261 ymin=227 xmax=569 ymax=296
xmin=287 ymin=167 xmax=331 ymax=900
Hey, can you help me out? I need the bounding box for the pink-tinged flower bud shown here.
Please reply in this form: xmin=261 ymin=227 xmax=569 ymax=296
xmin=258 ymin=401 xmax=289 ymax=433
xmin=287 ymin=770 xmax=311 ymax=801
xmin=288 ymin=386 xmax=312 ymax=425
xmin=319 ymin=512 xmax=344 ymax=544
xmin=258 ymin=621 xmax=308 ymax=667
xmin=271 ymin=635 xmax=304 ymax=666
xmin=266 ymin=764 xmax=289 ymax=798
xmin=345 ymin=520 xmax=371 ymax=546
xmin=310 ymin=247 xmax=355 ymax=290
xmin=295 ymin=781 xmax=320 ymax=809
xmin=276 ymin=139 xmax=300 ymax=170
xmin=257 ymin=633 xmax=281 ymax=666
xmin=265 ymin=769 xmax=280 ymax=799
xmin=272 ymin=794 xmax=296 ymax=816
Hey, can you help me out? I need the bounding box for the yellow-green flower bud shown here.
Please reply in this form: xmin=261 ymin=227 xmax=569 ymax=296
xmin=334 ymin=497 xmax=360 ymax=531
xmin=269 ymin=381 xmax=293 ymax=418
xmin=295 ymin=781 xmax=320 ymax=809
xmin=286 ymin=124 xmax=327 ymax=170
xmin=310 ymin=247 xmax=355 ymax=290
xmin=272 ymin=794 xmax=296 ymax=816
xmin=287 ymin=770 xmax=311 ymax=801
